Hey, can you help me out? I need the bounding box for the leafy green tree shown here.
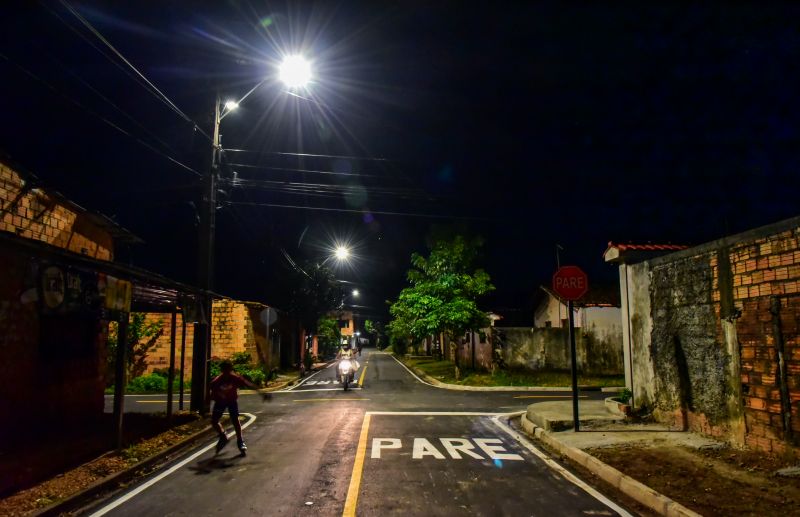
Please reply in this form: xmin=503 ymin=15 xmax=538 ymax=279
xmin=316 ymin=315 xmax=342 ymax=358
xmin=106 ymin=313 xmax=164 ymax=386
xmin=388 ymin=235 xmax=494 ymax=364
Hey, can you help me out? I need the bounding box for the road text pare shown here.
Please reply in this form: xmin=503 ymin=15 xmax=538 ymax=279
xmin=370 ymin=437 xmax=524 ymax=461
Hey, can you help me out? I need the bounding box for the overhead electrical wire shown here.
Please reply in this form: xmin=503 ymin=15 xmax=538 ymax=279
xmin=220 ymin=177 xmax=433 ymax=200
xmin=0 ymin=52 xmax=202 ymax=177
xmin=222 ymin=200 xmax=493 ymax=221
xmin=52 ymin=0 xmax=214 ymax=143
xmin=226 ymin=162 xmax=387 ymax=179
xmin=223 ymin=148 xmax=390 ymax=162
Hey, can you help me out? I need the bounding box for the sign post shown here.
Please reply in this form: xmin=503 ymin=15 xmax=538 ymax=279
xmin=552 ymin=265 xmax=589 ymax=432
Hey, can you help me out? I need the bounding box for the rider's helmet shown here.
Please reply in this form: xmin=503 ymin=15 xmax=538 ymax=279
xmin=342 ymin=342 xmax=351 ymax=350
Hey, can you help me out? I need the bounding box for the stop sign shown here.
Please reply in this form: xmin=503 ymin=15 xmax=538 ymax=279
xmin=552 ymin=266 xmax=589 ymax=301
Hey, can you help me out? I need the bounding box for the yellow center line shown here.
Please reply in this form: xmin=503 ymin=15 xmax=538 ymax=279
xmin=513 ymin=395 xmax=590 ymax=399
xmin=293 ymin=398 xmax=370 ymax=402
xmin=342 ymin=413 xmax=371 ymax=517
xmin=358 ymin=363 xmax=368 ymax=387
xmin=135 ymin=400 xmax=178 ymax=403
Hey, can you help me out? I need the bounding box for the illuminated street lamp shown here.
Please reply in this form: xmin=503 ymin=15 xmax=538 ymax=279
xmin=279 ymin=55 xmax=312 ymax=88
xmin=352 ymin=289 xmax=359 ymax=297
xmin=194 ymin=53 xmax=315 ymax=413
xmin=334 ymin=246 xmax=351 ymax=262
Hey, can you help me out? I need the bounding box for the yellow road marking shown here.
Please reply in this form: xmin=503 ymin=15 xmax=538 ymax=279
xmin=513 ymin=395 xmax=590 ymax=399
xmin=358 ymin=363 xmax=368 ymax=387
xmin=292 ymin=398 xmax=370 ymax=402
xmin=135 ymin=400 xmax=177 ymax=403
xmin=342 ymin=413 xmax=371 ymax=517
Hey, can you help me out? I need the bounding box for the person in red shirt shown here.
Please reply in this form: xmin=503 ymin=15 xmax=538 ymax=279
xmin=209 ymin=360 xmax=261 ymax=454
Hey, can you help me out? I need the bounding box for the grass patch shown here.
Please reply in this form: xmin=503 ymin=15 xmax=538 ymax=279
xmin=402 ymin=356 xmax=624 ymax=387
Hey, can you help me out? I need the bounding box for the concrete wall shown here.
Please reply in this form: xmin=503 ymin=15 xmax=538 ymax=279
xmin=623 ymin=217 xmax=800 ymax=454
xmin=498 ymin=325 xmax=624 ymax=375
xmin=0 ymin=161 xmax=114 ymax=260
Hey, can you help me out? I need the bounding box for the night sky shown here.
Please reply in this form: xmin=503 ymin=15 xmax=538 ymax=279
xmin=3 ymin=1 xmax=800 ymax=320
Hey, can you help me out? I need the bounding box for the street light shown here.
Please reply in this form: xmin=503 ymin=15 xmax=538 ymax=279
xmin=193 ymin=54 xmax=315 ymax=413
xmin=279 ymin=55 xmax=312 ymax=88
xmin=334 ymin=246 xmax=350 ymax=262
xmin=352 ymin=289 xmax=359 ymax=297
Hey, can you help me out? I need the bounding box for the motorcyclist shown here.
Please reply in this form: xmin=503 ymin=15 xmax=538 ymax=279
xmin=336 ymin=341 xmax=360 ymax=382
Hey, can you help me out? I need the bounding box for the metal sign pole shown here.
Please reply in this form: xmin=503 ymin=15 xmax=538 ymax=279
xmin=568 ymin=300 xmax=580 ymax=432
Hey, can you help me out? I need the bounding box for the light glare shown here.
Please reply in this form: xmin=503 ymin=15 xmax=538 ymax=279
xmin=279 ymin=55 xmax=312 ymax=88
xmin=334 ymin=246 xmax=350 ymax=261
xmin=224 ymin=100 xmax=239 ymax=111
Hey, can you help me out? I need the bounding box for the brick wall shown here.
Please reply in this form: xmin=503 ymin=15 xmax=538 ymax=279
xmin=0 ymin=161 xmax=113 ymax=260
xmin=631 ymin=221 xmax=800 ymax=454
xmin=142 ymin=299 xmax=279 ymax=378
xmin=728 ymin=230 xmax=800 ymax=454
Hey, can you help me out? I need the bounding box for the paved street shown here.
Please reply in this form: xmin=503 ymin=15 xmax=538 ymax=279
xmin=90 ymin=350 xmax=629 ymax=516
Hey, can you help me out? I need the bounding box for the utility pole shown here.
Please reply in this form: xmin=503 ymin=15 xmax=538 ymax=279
xmin=191 ymin=95 xmax=220 ymax=414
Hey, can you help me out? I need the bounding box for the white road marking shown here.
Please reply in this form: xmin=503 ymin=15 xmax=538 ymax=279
xmin=412 ymin=438 xmax=446 ymax=459
xmin=490 ymin=416 xmax=634 ymax=517
xmin=89 ymin=413 xmax=257 ymax=516
xmin=284 ymin=363 xmax=335 ymax=391
xmin=277 ymin=387 xmax=361 ymax=393
xmin=371 ymin=438 xmax=402 ymax=459
xmin=383 ymin=353 xmax=440 ymax=388
xmin=473 ymin=438 xmax=524 ymax=461
xmin=440 ymin=438 xmax=484 ymax=459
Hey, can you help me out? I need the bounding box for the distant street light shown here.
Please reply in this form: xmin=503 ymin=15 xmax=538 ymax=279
xmin=224 ymin=100 xmax=239 ymax=111
xmin=279 ymin=55 xmax=312 ymax=88
xmin=352 ymin=289 xmax=359 ymax=297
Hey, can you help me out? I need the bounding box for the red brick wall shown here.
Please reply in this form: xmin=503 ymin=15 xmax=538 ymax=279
xmin=0 ymin=161 xmax=113 ymax=260
xmin=142 ymin=300 xmax=276 ymax=378
xmin=729 ymin=230 xmax=800 ymax=454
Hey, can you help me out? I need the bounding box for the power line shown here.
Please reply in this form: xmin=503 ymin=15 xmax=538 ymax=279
xmin=52 ymin=0 xmax=213 ymax=143
xmin=227 ymin=163 xmax=387 ymax=179
xmin=223 ymin=149 xmax=390 ymax=162
xmin=221 ymin=178 xmax=433 ymax=200
xmin=222 ymin=200 xmax=494 ymax=221
xmin=1 ymin=52 xmax=202 ymax=177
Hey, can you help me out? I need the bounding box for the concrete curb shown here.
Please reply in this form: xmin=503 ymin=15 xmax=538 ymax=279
xmin=405 ymin=362 xmax=624 ymax=393
xmin=519 ymin=414 xmax=702 ymax=517
xmin=33 ymin=422 xmax=218 ymax=517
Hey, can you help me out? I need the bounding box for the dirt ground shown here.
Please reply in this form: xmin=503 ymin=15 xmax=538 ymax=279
xmin=588 ymin=444 xmax=800 ymax=516
xmin=0 ymin=413 xmax=209 ymax=516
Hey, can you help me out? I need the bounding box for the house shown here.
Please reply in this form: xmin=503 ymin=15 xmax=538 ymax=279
xmin=534 ymin=284 xmax=622 ymax=335
xmin=605 ymin=222 xmax=800 ymax=455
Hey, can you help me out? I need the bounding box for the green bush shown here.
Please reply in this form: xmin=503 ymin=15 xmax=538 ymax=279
xmin=126 ymin=374 xmax=167 ymax=393
xmin=231 ymin=352 xmax=253 ymax=366
xmin=618 ymin=387 xmax=633 ymax=404
xmin=238 ymin=368 xmax=266 ymax=387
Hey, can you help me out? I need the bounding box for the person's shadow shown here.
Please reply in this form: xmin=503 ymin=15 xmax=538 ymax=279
xmin=189 ymin=452 xmax=245 ymax=475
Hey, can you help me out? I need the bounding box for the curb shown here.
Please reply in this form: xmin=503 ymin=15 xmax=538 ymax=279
xmin=519 ymin=414 xmax=701 ymax=517
xmin=404 ymin=361 xmax=624 ymax=393
xmin=33 ymin=422 xmax=218 ymax=517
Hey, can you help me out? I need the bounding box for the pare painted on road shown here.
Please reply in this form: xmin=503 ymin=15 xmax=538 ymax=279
xmin=370 ymin=437 xmax=524 ymax=461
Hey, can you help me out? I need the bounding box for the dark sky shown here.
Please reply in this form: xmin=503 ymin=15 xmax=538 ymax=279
xmin=3 ymin=1 xmax=800 ymax=319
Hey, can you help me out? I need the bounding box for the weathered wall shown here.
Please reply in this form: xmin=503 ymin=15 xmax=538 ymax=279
xmin=499 ymin=325 xmax=623 ymax=375
xmin=0 ymin=161 xmax=113 ymax=260
xmin=455 ymin=330 xmax=493 ymax=370
xmin=627 ymin=218 xmax=800 ymax=453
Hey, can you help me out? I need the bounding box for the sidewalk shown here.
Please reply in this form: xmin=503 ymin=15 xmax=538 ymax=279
xmin=520 ymin=400 xmax=800 ymax=517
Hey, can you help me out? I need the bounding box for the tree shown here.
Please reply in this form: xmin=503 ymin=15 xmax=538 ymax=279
xmin=288 ymin=262 xmax=342 ymax=336
xmin=388 ymin=235 xmax=494 ymax=364
xmin=106 ymin=313 xmax=164 ymax=385
xmin=316 ymin=315 xmax=342 ymax=358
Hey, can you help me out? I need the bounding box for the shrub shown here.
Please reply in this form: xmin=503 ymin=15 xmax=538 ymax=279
xmin=238 ymin=367 xmax=266 ymax=387
xmin=618 ymin=387 xmax=633 ymax=404
xmin=126 ymin=373 xmax=167 ymax=393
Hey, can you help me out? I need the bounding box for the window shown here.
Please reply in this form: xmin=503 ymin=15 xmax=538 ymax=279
xmin=561 ymin=318 xmax=569 ymax=327
xmin=544 ymin=321 xmax=552 ymax=328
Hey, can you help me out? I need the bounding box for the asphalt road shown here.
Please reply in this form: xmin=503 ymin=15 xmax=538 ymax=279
xmin=90 ymin=349 xmax=631 ymax=517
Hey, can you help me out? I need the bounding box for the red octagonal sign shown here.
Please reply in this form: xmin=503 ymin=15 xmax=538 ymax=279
xmin=552 ymin=265 xmax=589 ymax=301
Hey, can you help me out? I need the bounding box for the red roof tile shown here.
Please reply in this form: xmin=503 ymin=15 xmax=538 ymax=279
xmin=607 ymin=241 xmax=689 ymax=252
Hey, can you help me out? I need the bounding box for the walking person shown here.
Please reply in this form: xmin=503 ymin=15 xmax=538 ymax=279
xmin=209 ymin=360 xmax=263 ymax=455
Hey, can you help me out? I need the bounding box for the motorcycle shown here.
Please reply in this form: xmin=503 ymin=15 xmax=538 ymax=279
xmin=338 ymin=358 xmax=356 ymax=391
